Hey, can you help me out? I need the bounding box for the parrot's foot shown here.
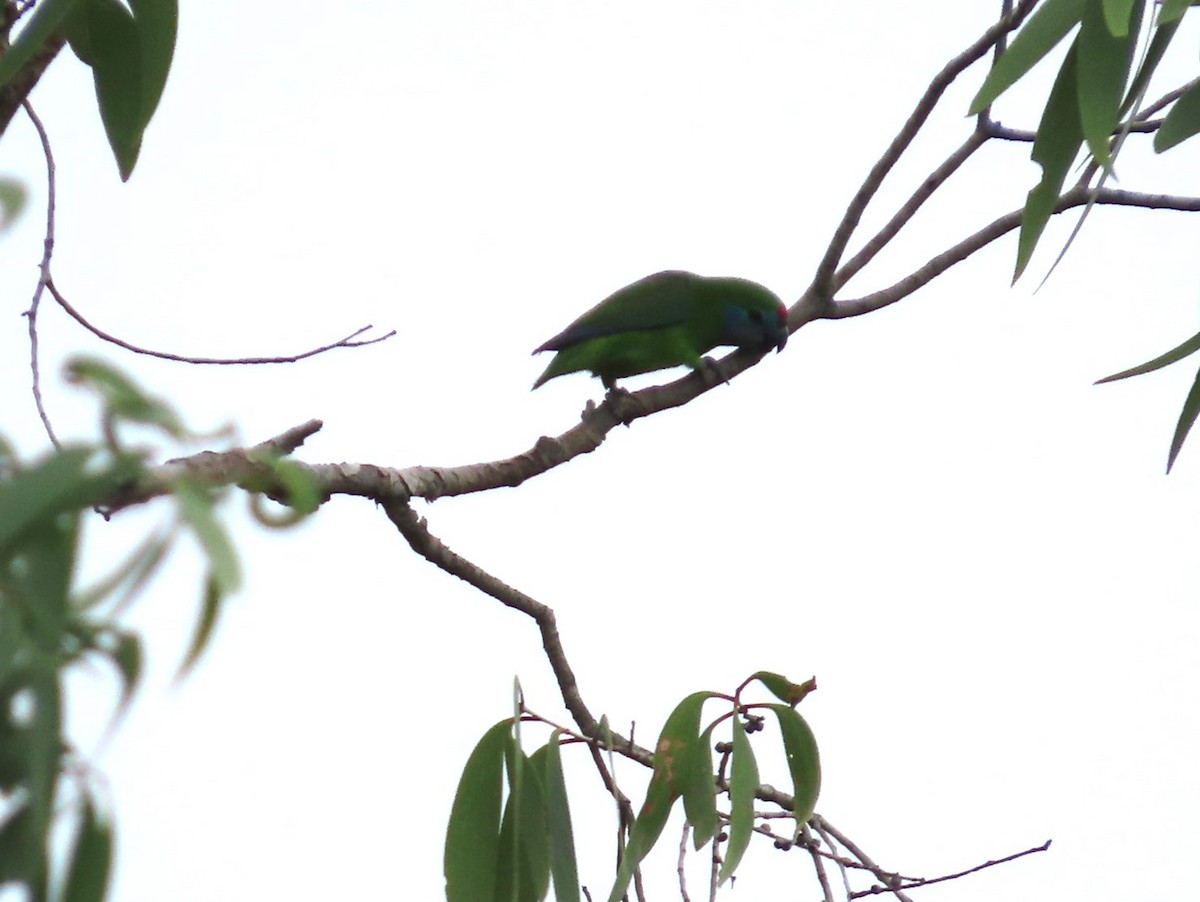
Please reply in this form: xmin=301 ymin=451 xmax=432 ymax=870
xmin=604 ymin=385 xmax=649 ymax=426
xmin=698 ymin=356 xmax=730 ymax=388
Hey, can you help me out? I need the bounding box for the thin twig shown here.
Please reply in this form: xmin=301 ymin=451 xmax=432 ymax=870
xmin=46 ymin=279 xmax=394 ymax=363
xmin=835 ymin=130 xmax=989 ymax=292
xmin=808 ymin=0 xmax=1038 ymax=306
xmin=802 ymin=825 xmax=836 ymax=902
xmin=677 ymin=824 xmax=692 ymax=902
xmin=812 ymin=815 xmax=915 ymax=902
xmin=826 ymin=186 xmax=1200 ymax=321
xmin=20 ymin=100 xmax=59 ymax=447
xmin=849 ymin=840 xmax=1052 ymax=897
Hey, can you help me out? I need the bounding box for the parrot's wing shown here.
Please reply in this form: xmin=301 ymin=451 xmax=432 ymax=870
xmin=533 ymin=271 xmax=704 ymax=352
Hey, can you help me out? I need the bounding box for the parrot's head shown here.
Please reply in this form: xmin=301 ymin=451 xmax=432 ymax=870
xmin=718 ymin=282 xmax=789 ymax=355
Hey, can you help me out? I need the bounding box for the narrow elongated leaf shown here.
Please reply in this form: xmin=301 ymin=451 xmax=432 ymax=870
xmin=1077 ymin=0 xmax=1137 ymax=166
xmin=106 ymin=629 xmax=143 ymax=718
xmin=0 ymin=0 xmax=82 ymax=88
xmin=717 ymin=717 xmax=759 ymax=885
xmin=1016 ymin=43 xmax=1084 ymax=280
xmin=766 ymin=705 xmax=822 ymax=830
xmin=969 ymin=0 xmax=1088 ymax=113
xmin=62 ymin=793 xmax=113 ymax=902
xmin=86 ymin=0 xmax=145 ymax=179
xmin=682 ymin=724 xmax=718 ymax=849
xmin=66 ymin=356 xmax=186 ymax=436
xmin=176 ymin=573 xmax=223 ymax=678
xmin=129 ymin=0 xmax=177 ymax=121
xmin=1095 ymin=329 xmax=1200 ymax=383
xmin=445 ymin=720 xmax=512 ymax=902
xmin=1102 ymin=0 xmax=1137 ymax=34
xmin=174 ymin=479 xmax=240 ymax=594
xmin=1119 ymin=18 xmax=1180 ymax=116
xmin=498 ymin=744 xmax=549 ymax=902
xmin=1155 ymin=79 xmax=1200 ymax=151
xmin=1158 ymin=0 xmax=1193 ymax=23
xmin=1166 ymin=363 xmax=1200 ymax=472
xmin=531 ymin=736 xmax=579 ymax=902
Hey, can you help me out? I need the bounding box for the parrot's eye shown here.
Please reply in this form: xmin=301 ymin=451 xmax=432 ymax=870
xmin=748 ymin=309 xmax=764 ymax=324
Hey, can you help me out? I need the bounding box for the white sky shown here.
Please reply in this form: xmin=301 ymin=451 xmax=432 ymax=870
xmin=2 ymin=2 xmax=1199 ymax=900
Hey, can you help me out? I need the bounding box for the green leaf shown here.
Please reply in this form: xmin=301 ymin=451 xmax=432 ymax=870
xmin=750 ymin=671 xmax=816 ymax=707
xmin=104 ymin=628 xmax=143 ymax=718
xmin=1157 ymin=0 xmax=1193 ymax=23
xmin=1102 ymin=0 xmax=1137 ymax=34
xmin=0 ymin=178 xmax=27 ymax=231
xmin=1016 ymin=42 xmax=1084 ymax=281
xmin=173 ymin=478 xmax=240 ymax=595
xmin=1076 ymin=0 xmax=1138 ymax=167
xmin=497 ymin=743 xmax=549 ymax=902
xmin=717 ymin=716 xmax=759 ymax=885
xmin=65 ymin=356 xmax=187 ymax=436
xmin=263 ymin=458 xmax=321 ymax=514
xmin=61 ymin=792 xmax=114 ymax=902
xmin=0 ymin=446 xmax=140 ymax=559
xmin=1095 ymin=329 xmax=1200 ymax=383
xmin=445 ymin=720 xmax=511 ymax=902
xmin=1119 ymin=18 xmax=1180 ymax=117
xmin=85 ymin=0 xmax=145 ymax=179
xmin=0 ymin=0 xmax=82 ymax=88
xmin=969 ymin=0 xmax=1088 ymax=113
xmin=128 ymin=0 xmax=177 ymax=122
xmin=1155 ymin=79 xmax=1200 ymax=151
xmin=681 ymin=724 xmax=719 ymax=849
xmin=1166 ymin=363 xmax=1200 ymax=472
xmin=12 ymin=512 xmax=78 ymax=652
xmin=766 ymin=705 xmax=822 ymax=831
xmin=176 ymin=572 xmax=224 ymax=678
xmin=531 ymin=735 xmax=579 ymax=902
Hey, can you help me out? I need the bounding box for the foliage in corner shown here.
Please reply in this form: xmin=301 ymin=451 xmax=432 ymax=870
xmin=971 ymin=0 xmax=1200 ymax=468
xmin=0 ymin=0 xmax=178 ymax=180
xmin=0 ymin=356 xmax=313 ymax=901
xmin=444 ymin=672 xmax=820 ymax=901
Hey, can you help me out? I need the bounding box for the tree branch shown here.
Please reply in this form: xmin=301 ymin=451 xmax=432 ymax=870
xmin=807 ymin=0 xmax=1038 ymax=308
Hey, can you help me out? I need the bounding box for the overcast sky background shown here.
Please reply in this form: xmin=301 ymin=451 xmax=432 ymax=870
xmin=2 ymin=2 xmax=1200 ymax=900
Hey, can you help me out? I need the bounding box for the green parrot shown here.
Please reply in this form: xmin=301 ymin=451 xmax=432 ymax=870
xmin=532 ymin=270 xmax=789 ymax=390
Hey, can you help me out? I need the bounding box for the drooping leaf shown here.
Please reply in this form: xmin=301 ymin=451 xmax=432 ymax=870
xmin=85 ymin=0 xmax=145 ymax=179
xmin=61 ymin=791 xmax=114 ymax=902
xmin=717 ymin=716 xmax=759 ymax=885
xmin=1102 ymin=0 xmax=1138 ymax=34
xmin=445 ymin=720 xmax=511 ymax=902
xmin=766 ymin=704 xmax=822 ymax=832
xmin=969 ymin=0 xmax=1088 ymax=113
xmin=1076 ymin=0 xmax=1138 ymax=167
xmin=531 ymin=735 xmax=579 ymax=902
xmin=497 ymin=743 xmax=549 ymax=902
xmin=1155 ymin=79 xmax=1200 ymax=151
xmin=1119 ymin=17 xmax=1181 ymax=116
xmin=681 ymin=724 xmax=718 ymax=850
xmin=750 ymin=671 xmax=816 ymax=707
xmin=66 ymin=356 xmax=187 ymax=436
xmin=1157 ymin=0 xmax=1193 ymax=24
xmin=176 ymin=572 xmax=224 ymax=678
xmin=1095 ymin=328 xmax=1200 ymax=383
xmin=128 ymin=0 xmax=177 ymax=122
xmin=173 ymin=478 xmax=240 ymax=595
xmin=1166 ymin=363 xmax=1200 ymax=472
xmin=0 ymin=0 xmax=82 ymax=88
xmin=1016 ymin=42 xmax=1085 ymax=280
